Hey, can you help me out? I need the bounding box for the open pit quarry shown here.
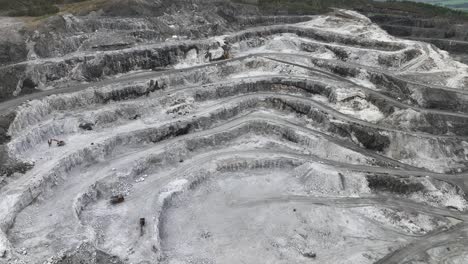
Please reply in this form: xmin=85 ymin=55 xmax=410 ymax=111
xmin=1 ymin=6 xmax=468 ymax=264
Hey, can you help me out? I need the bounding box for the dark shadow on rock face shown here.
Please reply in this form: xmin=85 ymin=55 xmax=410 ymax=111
xmin=0 ymin=112 xmax=34 ymax=178
xmin=351 ymin=125 xmax=390 ymax=152
xmin=419 ymin=87 xmax=463 ymax=112
xmin=0 ymin=112 xmax=15 ymax=144
xmin=21 ymin=78 xmax=38 ymax=94
xmin=0 ymin=40 xmax=27 ymax=66
xmin=366 ymin=174 xmax=425 ymax=194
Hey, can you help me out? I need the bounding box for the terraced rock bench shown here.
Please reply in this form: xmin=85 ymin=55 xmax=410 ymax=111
xmin=1 ymin=9 xmax=468 ymax=264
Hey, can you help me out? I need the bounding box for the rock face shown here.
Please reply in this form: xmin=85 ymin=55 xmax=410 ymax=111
xmin=1 ymin=4 xmax=468 ymax=264
xmin=0 ymin=1 xmax=312 ymax=102
xmin=0 ymin=18 xmax=28 ymax=67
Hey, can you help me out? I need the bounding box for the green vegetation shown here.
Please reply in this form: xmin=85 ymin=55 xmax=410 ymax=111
xmin=1 ymin=0 xmax=467 ymax=18
xmin=236 ymin=0 xmax=468 ymax=19
xmin=387 ymin=0 xmax=468 ymax=11
xmin=58 ymin=0 xmax=106 ymax=15
xmin=375 ymin=0 xmax=468 ymax=17
xmin=431 ymin=0 xmax=468 ymax=11
xmin=0 ymin=0 xmax=61 ymax=16
xmin=0 ymin=0 xmax=91 ymax=17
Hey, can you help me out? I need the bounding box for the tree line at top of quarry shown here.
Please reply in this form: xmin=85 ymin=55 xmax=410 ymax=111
xmin=1 ymin=0 xmax=468 ymax=19
xmin=399 ymin=0 xmax=468 ymax=11
xmin=236 ymin=0 xmax=468 ymax=19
